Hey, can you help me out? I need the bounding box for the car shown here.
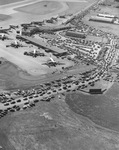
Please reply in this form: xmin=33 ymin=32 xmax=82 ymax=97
xmin=0 ymin=109 xmax=2 ymax=112
xmin=72 ymin=89 xmax=77 ymax=92
xmin=24 ymin=102 xmax=29 ymax=105
xmin=16 ymin=107 xmax=21 ymax=111
xmin=66 ymin=89 xmax=71 ymax=92
xmin=6 ymin=107 xmax=12 ymax=111
xmin=11 ymin=101 xmax=16 ymax=104
xmin=34 ymin=95 xmax=38 ymax=98
xmin=36 ymin=91 xmax=42 ymax=94
xmin=12 ymin=105 xmax=17 ymax=108
xmin=34 ymin=99 xmax=39 ymax=103
xmin=10 ymin=109 xmax=15 ymax=112
xmin=29 ymin=103 xmax=35 ymax=107
xmin=52 ymin=90 xmax=57 ymax=93
xmin=23 ymin=106 xmax=27 ymax=109
xmin=29 ymin=96 xmax=33 ymax=99
xmin=63 ymin=87 xmax=67 ymax=90
xmin=1 ymin=112 xmax=7 ymax=115
xmin=23 ymin=98 xmax=28 ymax=101
xmin=58 ymin=88 xmax=62 ymax=91
xmin=4 ymin=103 xmax=9 ymax=106
xmin=6 ymin=99 xmax=12 ymax=102
xmin=67 ymin=85 xmax=71 ymax=88
xmin=45 ymin=98 xmax=51 ymax=102
xmin=1 ymin=101 xmax=6 ymax=103
xmin=50 ymin=95 xmax=55 ymax=99
xmin=47 ymin=91 xmax=51 ymax=95
xmin=17 ymin=99 xmax=21 ymax=103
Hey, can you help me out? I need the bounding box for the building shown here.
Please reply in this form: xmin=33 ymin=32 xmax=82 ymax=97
xmin=89 ymin=16 xmax=114 ymax=23
xmin=17 ymin=35 xmax=67 ymax=56
xmin=97 ymin=13 xmax=115 ymax=18
xmin=22 ymin=25 xmax=72 ymax=36
xmin=89 ymin=89 xmax=102 ymax=94
xmin=65 ymin=31 xmax=86 ymax=39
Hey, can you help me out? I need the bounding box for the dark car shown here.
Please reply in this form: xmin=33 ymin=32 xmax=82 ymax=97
xmin=17 ymin=99 xmax=21 ymax=103
xmin=11 ymin=101 xmax=16 ymax=104
xmin=4 ymin=103 xmax=9 ymax=106
xmin=34 ymin=99 xmax=39 ymax=103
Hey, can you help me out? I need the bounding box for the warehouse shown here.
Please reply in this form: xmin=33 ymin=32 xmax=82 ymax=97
xmin=89 ymin=16 xmax=114 ymax=23
xmin=65 ymin=31 xmax=86 ymax=39
xmin=97 ymin=13 xmax=116 ymax=18
xmin=89 ymin=89 xmax=102 ymax=94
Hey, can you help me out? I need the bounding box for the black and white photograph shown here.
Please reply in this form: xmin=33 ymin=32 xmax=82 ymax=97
xmin=0 ymin=0 xmax=119 ymax=149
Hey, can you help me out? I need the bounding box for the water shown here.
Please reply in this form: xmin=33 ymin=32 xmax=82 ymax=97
xmin=65 ymin=93 xmax=119 ymax=132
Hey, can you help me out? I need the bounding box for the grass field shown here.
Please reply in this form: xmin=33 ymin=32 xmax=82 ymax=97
xmin=65 ymin=93 xmax=119 ymax=132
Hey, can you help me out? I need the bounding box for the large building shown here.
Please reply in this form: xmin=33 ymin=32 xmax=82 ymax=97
xmin=97 ymin=13 xmax=116 ymax=18
xmin=17 ymin=35 xmax=67 ymax=56
xmin=89 ymin=16 xmax=114 ymax=23
xmin=22 ymin=25 xmax=72 ymax=36
xmin=65 ymin=31 xmax=86 ymax=39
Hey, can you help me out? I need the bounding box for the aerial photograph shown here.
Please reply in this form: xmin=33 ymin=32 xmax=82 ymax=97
xmin=0 ymin=0 xmax=119 ymax=149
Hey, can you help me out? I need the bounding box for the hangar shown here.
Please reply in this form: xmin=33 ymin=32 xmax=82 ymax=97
xmin=89 ymin=16 xmax=114 ymax=23
xmin=65 ymin=31 xmax=86 ymax=39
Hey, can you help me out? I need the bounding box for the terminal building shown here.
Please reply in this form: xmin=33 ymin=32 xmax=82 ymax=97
xmin=89 ymin=16 xmax=114 ymax=23
xmin=22 ymin=25 xmax=72 ymax=36
xmin=65 ymin=31 xmax=86 ymax=39
xmin=17 ymin=35 xmax=68 ymax=56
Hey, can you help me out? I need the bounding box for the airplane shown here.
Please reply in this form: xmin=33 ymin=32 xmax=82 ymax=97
xmin=0 ymin=34 xmax=12 ymax=41
xmin=42 ymin=55 xmax=65 ymax=67
xmin=6 ymin=40 xmax=26 ymax=48
xmin=24 ymin=49 xmax=45 ymax=57
xmin=0 ymin=28 xmax=10 ymax=34
xmin=9 ymin=25 xmax=19 ymax=30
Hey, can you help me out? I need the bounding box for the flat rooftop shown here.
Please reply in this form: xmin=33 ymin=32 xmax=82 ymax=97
xmin=20 ymin=35 xmax=66 ymax=54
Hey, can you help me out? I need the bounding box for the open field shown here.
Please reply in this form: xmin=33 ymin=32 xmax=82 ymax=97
xmin=66 ymin=92 xmax=119 ymax=132
xmin=15 ymin=1 xmax=63 ymax=15
xmin=0 ymin=0 xmax=24 ymax=5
